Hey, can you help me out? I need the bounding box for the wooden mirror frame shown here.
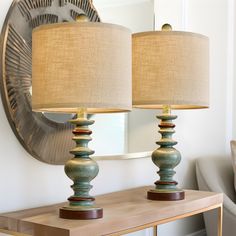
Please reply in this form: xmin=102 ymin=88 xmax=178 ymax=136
xmin=0 ymin=0 xmax=100 ymax=164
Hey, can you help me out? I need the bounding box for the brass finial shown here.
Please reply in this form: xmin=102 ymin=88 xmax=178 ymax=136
xmin=76 ymin=14 xmax=89 ymax=22
xmin=162 ymin=23 xmax=172 ymax=31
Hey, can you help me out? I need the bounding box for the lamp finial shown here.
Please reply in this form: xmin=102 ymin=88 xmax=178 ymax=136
xmin=162 ymin=23 xmax=172 ymax=31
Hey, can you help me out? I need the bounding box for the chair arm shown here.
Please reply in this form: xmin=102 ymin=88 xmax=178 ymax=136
xmin=196 ymin=157 xmax=236 ymax=213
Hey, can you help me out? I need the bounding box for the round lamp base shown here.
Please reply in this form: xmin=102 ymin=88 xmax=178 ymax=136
xmin=60 ymin=206 xmax=103 ymax=220
xmin=147 ymin=189 xmax=185 ymax=201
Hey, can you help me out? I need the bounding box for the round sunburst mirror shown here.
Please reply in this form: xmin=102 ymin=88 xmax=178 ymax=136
xmin=0 ymin=0 xmax=100 ymax=164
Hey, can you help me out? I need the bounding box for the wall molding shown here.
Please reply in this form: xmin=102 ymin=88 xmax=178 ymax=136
xmin=226 ymin=0 xmax=235 ymax=146
xmin=95 ymin=151 xmax=151 ymax=161
xmin=186 ymin=229 xmax=207 ymax=236
xmin=230 ymin=0 xmax=236 ymax=140
xmin=143 ymin=228 xmax=206 ymax=236
xmin=182 ymin=0 xmax=188 ymax=30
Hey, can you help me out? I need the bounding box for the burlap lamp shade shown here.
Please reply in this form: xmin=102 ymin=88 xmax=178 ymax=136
xmin=132 ymin=31 xmax=209 ymax=109
xmin=32 ymin=22 xmax=132 ymax=113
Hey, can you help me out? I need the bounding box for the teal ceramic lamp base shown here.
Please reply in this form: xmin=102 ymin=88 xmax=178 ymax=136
xmin=147 ymin=106 xmax=185 ymax=201
xmin=59 ymin=109 xmax=103 ymax=219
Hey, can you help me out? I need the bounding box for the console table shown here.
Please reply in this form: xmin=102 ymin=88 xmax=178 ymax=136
xmin=0 ymin=186 xmax=223 ymax=236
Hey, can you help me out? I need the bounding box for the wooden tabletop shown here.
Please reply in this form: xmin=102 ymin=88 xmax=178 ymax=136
xmin=0 ymin=186 xmax=223 ymax=236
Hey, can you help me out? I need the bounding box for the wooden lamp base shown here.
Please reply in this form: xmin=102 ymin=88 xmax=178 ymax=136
xmin=60 ymin=206 xmax=103 ymax=220
xmin=147 ymin=189 xmax=185 ymax=201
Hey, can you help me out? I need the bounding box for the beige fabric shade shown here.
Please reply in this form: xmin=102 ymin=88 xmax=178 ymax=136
xmin=132 ymin=31 xmax=209 ymax=109
xmin=32 ymin=22 xmax=132 ymax=113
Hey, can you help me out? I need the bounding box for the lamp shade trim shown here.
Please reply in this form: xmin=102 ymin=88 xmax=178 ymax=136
xmin=132 ymin=104 xmax=209 ymax=110
xmin=32 ymin=104 xmax=131 ymax=114
xmin=33 ymin=21 xmax=131 ymax=33
xmin=132 ymin=30 xmax=209 ymax=40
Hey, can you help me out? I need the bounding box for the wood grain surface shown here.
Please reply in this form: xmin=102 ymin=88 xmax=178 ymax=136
xmin=0 ymin=186 xmax=223 ymax=236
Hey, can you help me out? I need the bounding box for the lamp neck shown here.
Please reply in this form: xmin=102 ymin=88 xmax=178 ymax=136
xmin=162 ymin=105 xmax=171 ymax=115
xmin=77 ymin=108 xmax=87 ymax=119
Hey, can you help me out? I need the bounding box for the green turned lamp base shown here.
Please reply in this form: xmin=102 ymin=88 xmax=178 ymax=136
xmin=60 ymin=111 xmax=103 ymax=220
xmin=60 ymin=205 xmax=103 ymax=220
xmin=147 ymin=189 xmax=185 ymax=201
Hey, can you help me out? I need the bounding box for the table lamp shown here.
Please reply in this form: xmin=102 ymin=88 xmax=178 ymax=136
xmin=132 ymin=24 xmax=209 ymax=201
xmin=32 ymin=20 xmax=131 ymax=219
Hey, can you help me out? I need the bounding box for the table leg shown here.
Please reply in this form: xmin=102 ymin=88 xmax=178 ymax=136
xmin=218 ymin=204 xmax=223 ymax=236
xmin=153 ymin=225 xmax=157 ymax=236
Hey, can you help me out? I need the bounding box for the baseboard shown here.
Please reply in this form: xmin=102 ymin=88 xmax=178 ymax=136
xmin=143 ymin=228 xmax=206 ymax=236
xmin=186 ymin=229 xmax=207 ymax=236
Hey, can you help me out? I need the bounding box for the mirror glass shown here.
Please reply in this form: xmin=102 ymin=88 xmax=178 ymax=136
xmin=91 ymin=0 xmax=155 ymax=156
xmin=43 ymin=113 xmax=75 ymax=124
